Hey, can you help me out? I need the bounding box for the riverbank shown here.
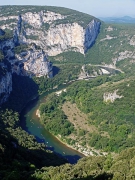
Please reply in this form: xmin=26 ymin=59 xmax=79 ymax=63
xmin=20 ymin=76 xmax=109 ymax=163
xmin=35 ymin=109 xmax=84 ymax=156
xmin=55 ymin=134 xmax=107 ymax=157
xmin=35 ymin=108 xmax=107 ymax=157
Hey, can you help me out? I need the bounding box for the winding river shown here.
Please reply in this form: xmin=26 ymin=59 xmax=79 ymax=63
xmin=20 ymin=86 xmax=85 ymax=164
xmin=20 ymin=66 xmax=121 ymax=164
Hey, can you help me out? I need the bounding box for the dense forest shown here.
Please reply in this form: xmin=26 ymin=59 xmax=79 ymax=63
xmin=0 ymin=109 xmax=66 ymax=180
xmin=38 ymin=76 xmax=135 ymax=154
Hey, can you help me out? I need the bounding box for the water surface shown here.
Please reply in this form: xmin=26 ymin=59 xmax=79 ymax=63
xmin=20 ymin=87 xmax=85 ymax=164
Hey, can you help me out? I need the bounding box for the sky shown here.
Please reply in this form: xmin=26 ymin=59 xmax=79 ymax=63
xmin=0 ymin=0 xmax=135 ymax=18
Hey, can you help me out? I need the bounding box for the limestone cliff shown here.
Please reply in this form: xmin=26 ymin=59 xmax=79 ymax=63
xmin=0 ymin=6 xmax=101 ymax=104
xmin=45 ymin=23 xmax=84 ymax=56
xmin=15 ymin=48 xmax=53 ymax=77
xmin=0 ymin=8 xmax=101 ymax=56
xmin=19 ymin=13 xmax=100 ymax=56
xmin=23 ymin=50 xmax=53 ymax=78
xmin=84 ymin=20 xmax=100 ymax=53
xmin=0 ymin=25 xmax=53 ymax=78
xmin=0 ymin=29 xmax=53 ymax=104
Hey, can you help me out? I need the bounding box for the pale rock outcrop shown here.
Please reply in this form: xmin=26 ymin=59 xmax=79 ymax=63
xmin=100 ymin=35 xmax=116 ymax=42
xmin=0 ymin=26 xmax=53 ymax=105
xmin=106 ymin=26 xmax=113 ymax=32
xmin=46 ymin=23 xmax=84 ymax=56
xmin=0 ymin=16 xmax=18 ymax=21
xmin=118 ymin=51 xmax=135 ymax=61
xmin=0 ymin=9 xmax=101 ymax=104
xmin=13 ymin=47 xmax=53 ymax=77
xmin=42 ymin=11 xmax=65 ymax=24
xmin=130 ymin=35 xmax=135 ymax=46
xmin=25 ymin=19 xmax=100 ymax=55
xmin=22 ymin=11 xmax=65 ymax=28
xmin=23 ymin=50 xmax=53 ymax=77
xmin=0 ymin=16 xmax=17 ymax=30
xmin=101 ymin=68 xmax=110 ymax=74
xmin=103 ymin=90 xmax=123 ymax=103
xmin=112 ymin=50 xmax=135 ymax=64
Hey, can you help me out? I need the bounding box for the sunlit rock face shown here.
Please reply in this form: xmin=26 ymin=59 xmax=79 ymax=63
xmin=45 ymin=23 xmax=85 ymax=56
xmin=103 ymin=90 xmax=123 ymax=103
xmin=24 ymin=50 xmax=53 ymax=78
xmin=8 ymin=11 xmax=100 ymax=56
xmin=15 ymin=49 xmax=53 ymax=78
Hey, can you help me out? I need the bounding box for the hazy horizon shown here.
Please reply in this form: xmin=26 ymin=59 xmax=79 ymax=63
xmin=0 ymin=0 xmax=135 ymax=18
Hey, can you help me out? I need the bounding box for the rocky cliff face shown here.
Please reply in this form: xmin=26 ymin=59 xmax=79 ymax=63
xmin=0 ymin=6 xmax=101 ymax=104
xmin=0 ymin=28 xmax=53 ymax=104
xmin=24 ymin=50 xmax=53 ymax=78
xmin=20 ymin=13 xmax=100 ymax=55
xmin=15 ymin=49 xmax=53 ymax=77
xmin=0 ymin=71 xmax=12 ymax=105
xmin=103 ymin=90 xmax=123 ymax=103
xmin=0 ymin=32 xmax=53 ymax=78
xmin=45 ymin=23 xmax=84 ymax=56
xmin=0 ymin=9 xmax=100 ymax=56
xmin=84 ymin=20 xmax=100 ymax=53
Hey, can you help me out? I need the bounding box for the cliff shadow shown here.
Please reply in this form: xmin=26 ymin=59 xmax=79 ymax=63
xmin=53 ymin=152 xmax=82 ymax=164
xmin=2 ymin=74 xmax=39 ymax=112
xmin=84 ymin=21 xmax=101 ymax=53
xmin=53 ymin=66 xmax=60 ymax=76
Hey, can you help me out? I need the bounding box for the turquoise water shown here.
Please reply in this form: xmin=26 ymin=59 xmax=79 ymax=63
xmin=20 ymin=87 xmax=85 ymax=164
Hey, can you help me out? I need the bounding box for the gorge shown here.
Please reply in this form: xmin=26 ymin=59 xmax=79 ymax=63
xmin=0 ymin=6 xmax=101 ymax=105
xmin=1 ymin=5 xmax=135 ymax=180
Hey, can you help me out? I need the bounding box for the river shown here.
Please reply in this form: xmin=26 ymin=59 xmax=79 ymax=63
xmin=20 ymin=86 xmax=85 ymax=164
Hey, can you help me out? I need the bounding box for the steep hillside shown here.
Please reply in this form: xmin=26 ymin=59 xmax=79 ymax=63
xmin=37 ymin=77 xmax=135 ymax=156
xmin=85 ymin=23 xmax=135 ymax=66
xmin=50 ymin=23 xmax=135 ymax=71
